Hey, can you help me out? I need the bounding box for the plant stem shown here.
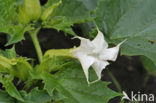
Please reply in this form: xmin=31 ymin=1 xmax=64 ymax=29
xmin=108 ymin=70 xmax=122 ymax=92
xmin=29 ymin=29 xmax=43 ymax=63
xmin=108 ymin=70 xmax=124 ymax=103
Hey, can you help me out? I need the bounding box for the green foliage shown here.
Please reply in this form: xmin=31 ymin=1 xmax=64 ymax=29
xmin=77 ymin=0 xmax=98 ymax=10
xmin=0 ymin=55 xmax=34 ymax=101
xmin=0 ymin=0 xmax=92 ymax=45
xmin=1 ymin=0 xmax=156 ymax=102
xmin=0 ymin=0 xmax=32 ymax=46
xmin=0 ymin=47 xmax=16 ymax=59
xmin=42 ymin=0 xmax=92 ymax=35
xmin=140 ymin=56 xmax=156 ymax=76
xmin=31 ymin=58 xmax=121 ymax=103
xmin=0 ymin=0 xmax=17 ymax=33
xmin=35 ymin=50 xmax=121 ymax=102
xmin=6 ymin=25 xmax=32 ymax=46
xmin=0 ymin=86 xmax=52 ymax=103
xmin=0 ymin=55 xmax=47 ymax=102
xmin=19 ymin=88 xmax=52 ymax=103
xmin=41 ymin=0 xmax=62 ymax=21
xmin=0 ymin=74 xmax=24 ymax=102
xmin=0 ymin=48 xmax=120 ymax=102
xmin=0 ymin=90 xmax=15 ymax=103
xmin=0 ymin=53 xmax=32 ymax=80
xmin=94 ymin=0 xmax=156 ymax=66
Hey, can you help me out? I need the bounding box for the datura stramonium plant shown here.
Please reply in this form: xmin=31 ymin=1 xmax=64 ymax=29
xmin=71 ymin=29 xmax=126 ymax=84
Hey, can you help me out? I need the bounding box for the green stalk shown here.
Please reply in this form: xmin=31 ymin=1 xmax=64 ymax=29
xmin=108 ymin=71 xmax=122 ymax=92
xmin=107 ymin=70 xmax=124 ymax=103
xmin=29 ymin=29 xmax=43 ymax=63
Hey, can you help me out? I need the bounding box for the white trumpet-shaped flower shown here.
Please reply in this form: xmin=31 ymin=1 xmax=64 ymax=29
xmin=71 ymin=28 xmax=126 ymax=84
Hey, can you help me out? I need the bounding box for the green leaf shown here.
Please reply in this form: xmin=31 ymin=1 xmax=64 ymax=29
xmin=0 ymin=0 xmax=32 ymax=45
xmin=18 ymin=88 xmax=52 ymax=103
xmin=0 ymin=90 xmax=15 ymax=103
xmin=120 ymin=37 xmax=156 ymax=66
xmin=0 ymin=56 xmax=33 ymax=102
xmin=0 ymin=75 xmax=24 ymax=102
xmin=31 ymin=61 xmax=121 ymax=103
xmin=0 ymin=47 xmax=16 ymax=59
xmin=0 ymin=0 xmax=17 ymax=33
xmin=80 ymin=22 xmax=97 ymax=38
xmin=140 ymin=56 xmax=156 ymax=76
xmin=43 ymin=0 xmax=91 ymax=35
xmin=77 ymin=0 xmax=98 ymax=10
xmin=94 ymin=0 xmax=156 ymax=65
xmin=6 ymin=25 xmax=25 ymax=46
xmin=6 ymin=25 xmax=33 ymax=46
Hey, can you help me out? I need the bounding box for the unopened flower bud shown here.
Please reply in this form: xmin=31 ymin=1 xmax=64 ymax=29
xmin=41 ymin=0 xmax=62 ymax=21
xmin=24 ymin=0 xmax=41 ymax=20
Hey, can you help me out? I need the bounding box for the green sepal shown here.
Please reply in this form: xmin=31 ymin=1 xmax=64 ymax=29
xmin=38 ymin=49 xmax=73 ymax=73
xmin=24 ymin=0 xmax=41 ymax=20
xmin=11 ymin=58 xmax=33 ymax=81
xmin=18 ymin=5 xmax=30 ymax=24
xmin=0 ymin=56 xmax=12 ymax=73
xmin=0 ymin=55 xmax=32 ymax=81
xmin=44 ymin=49 xmax=73 ymax=58
xmin=41 ymin=0 xmax=62 ymax=21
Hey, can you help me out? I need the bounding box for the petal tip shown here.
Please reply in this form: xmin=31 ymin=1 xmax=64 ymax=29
xmin=118 ymin=39 xmax=127 ymax=46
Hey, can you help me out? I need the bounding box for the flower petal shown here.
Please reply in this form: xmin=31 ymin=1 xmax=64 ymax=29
xmin=92 ymin=28 xmax=108 ymax=53
xmin=92 ymin=60 xmax=109 ymax=80
xmin=72 ymin=36 xmax=94 ymax=54
xmin=99 ymin=40 xmax=126 ymax=61
xmin=73 ymin=52 xmax=95 ymax=84
xmin=99 ymin=46 xmax=119 ymax=61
